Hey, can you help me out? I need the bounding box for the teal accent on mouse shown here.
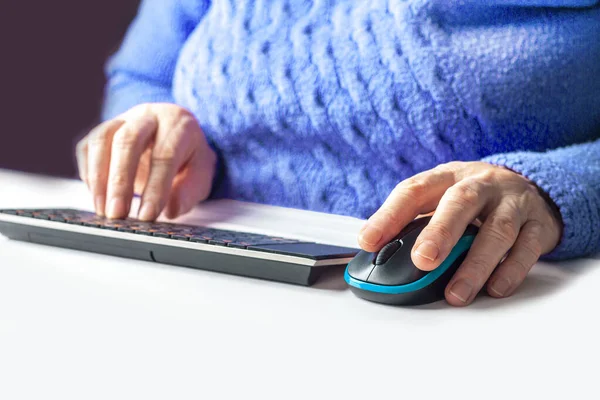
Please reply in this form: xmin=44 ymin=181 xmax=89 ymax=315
xmin=344 ymin=216 xmax=478 ymax=306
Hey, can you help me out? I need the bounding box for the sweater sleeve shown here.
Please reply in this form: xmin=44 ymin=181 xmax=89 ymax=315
xmin=467 ymin=0 xmax=599 ymax=6
xmin=102 ymin=0 xmax=211 ymax=120
xmin=482 ymin=137 xmax=600 ymax=261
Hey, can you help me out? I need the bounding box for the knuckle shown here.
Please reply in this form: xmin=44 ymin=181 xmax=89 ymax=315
xmin=423 ymin=222 xmax=454 ymax=244
xmin=523 ymin=240 xmax=542 ymax=260
xmin=477 ymin=169 xmax=497 ymax=184
xmin=461 ymin=256 xmax=490 ymax=282
xmin=142 ymin=193 xmax=162 ymax=206
xmin=520 ymin=232 xmax=543 ymax=259
xmin=376 ymin=207 xmax=403 ymax=227
xmin=397 ymin=177 xmax=427 ymax=202
xmin=181 ymin=117 xmax=201 ymax=144
xmin=503 ymin=196 xmax=526 ymax=222
xmin=88 ymin=129 xmax=109 ymax=147
xmin=486 ymin=214 xmax=518 ymax=245
xmin=523 ymin=181 xmax=539 ymax=196
xmin=506 ymin=257 xmax=532 ymax=280
xmin=174 ymin=117 xmax=199 ymax=145
xmin=109 ymin=172 xmax=130 ymax=188
xmin=174 ymin=107 xmax=194 ymax=121
xmin=162 ymin=106 xmax=196 ymax=129
xmin=446 ymin=183 xmax=480 ymax=209
xmin=152 ymin=146 xmax=177 ymax=165
xmin=112 ymin=127 xmax=139 ymax=150
xmin=141 ymin=184 xmax=168 ymax=207
xmin=523 ymin=184 xmax=542 ymax=205
xmin=426 ymin=167 xmax=451 ymax=186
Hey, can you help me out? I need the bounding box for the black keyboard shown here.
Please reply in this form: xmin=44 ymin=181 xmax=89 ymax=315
xmin=0 ymin=208 xmax=359 ymax=285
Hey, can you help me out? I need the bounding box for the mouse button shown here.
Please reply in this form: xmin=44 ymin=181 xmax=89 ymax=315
xmin=375 ymin=240 xmax=403 ymax=265
xmin=393 ymin=216 xmax=431 ymax=241
xmin=367 ymin=226 xmax=430 ymax=285
xmin=394 ymin=221 xmax=424 ymax=249
xmin=346 ymin=250 xmax=377 ymax=282
xmin=367 ymin=252 xmax=429 ymax=286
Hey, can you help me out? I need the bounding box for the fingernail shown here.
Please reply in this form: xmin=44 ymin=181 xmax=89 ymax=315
xmin=415 ymin=240 xmax=439 ymax=261
xmin=490 ymin=277 xmax=512 ymax=297
xmin=449 ymin=279 xmax=473 ymax=303
xmin=94 ymin=195 xmax=106 ymax=216
xmin=107 ymin=197 xmax=126 ymax=219
xmin=359 ymin=225 xmax=383 ymax=246
xmin=138 ymin=203 xmax=157 ymax=221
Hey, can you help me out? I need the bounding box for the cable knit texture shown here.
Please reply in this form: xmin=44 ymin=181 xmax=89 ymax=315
xmin=103 ymin=0 xmax=600 ymax=260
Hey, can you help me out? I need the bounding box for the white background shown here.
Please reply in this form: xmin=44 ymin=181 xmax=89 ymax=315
xmin=0 ymin=169 xmax=599 ymax=400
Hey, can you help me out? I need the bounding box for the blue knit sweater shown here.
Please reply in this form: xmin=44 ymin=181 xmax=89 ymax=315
xmin=102 ymin=0 xmax=600 ymax=260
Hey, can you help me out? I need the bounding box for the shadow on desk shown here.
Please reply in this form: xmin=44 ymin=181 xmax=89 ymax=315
xmin=312 ymin=265 xmax=349 ymax=291
xmin=311 ymin=255 xmax=600 ymax=307
xmin=412 ymin=257 xmax=598 ymax=311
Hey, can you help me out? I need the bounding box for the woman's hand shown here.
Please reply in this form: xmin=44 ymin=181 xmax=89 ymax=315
xmin=76 ymin=103 xmax=217 ymax=221
xmin=357 ymin=161 xmax=563 ymax=306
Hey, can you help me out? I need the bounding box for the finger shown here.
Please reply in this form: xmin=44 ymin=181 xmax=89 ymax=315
xmin=75 ymin=138 xmax=89 ymax=186
xmin=410 ymin=178 xmax=496 ymax=271
xmin=105 ymin=115 xmax=157 ymax=219
xmin=528 ymin=193 xmax=563 ymax=256
xmin=358 ymin=164 xmax=458 ymax=252
xmin=85 ymin=119 xmax=126 ymax=216
xmin=445 ymin=202 xmax=523 ymax=306
xmin=162 ymin=153 xmax=215 ymax=219
xmin=486 ymin=220 xmax=543 ymax=298
xmin=133 ymin=146 xmax=153 ymax=195
xmin=137 ymin=117 xmax=198 ymax=221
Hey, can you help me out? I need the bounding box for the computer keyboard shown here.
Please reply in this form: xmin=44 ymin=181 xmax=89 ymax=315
xmin=0 ymin=208 xmax=359 ymax=285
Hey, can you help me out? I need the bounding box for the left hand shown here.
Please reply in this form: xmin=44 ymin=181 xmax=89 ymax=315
xmin=357 ymin=161 xmax=563 ymax=306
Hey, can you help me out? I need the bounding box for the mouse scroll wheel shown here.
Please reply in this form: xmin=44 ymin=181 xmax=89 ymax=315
xmin=374 ymin=240 xmax=403 ymax=265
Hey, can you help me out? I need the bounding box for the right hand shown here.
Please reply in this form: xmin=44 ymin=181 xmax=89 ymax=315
xmin=76 ymin=103 xmax=217 ymax=221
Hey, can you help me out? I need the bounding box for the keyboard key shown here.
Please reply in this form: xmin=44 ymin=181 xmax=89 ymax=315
xmin=227 ymin=242 xmax=249 ymax=249
xmin=0 ymin=208 xmax=318 ymax=256
xmin=171 ymin=234 xmax=191 ymax=241
xmin=236 ymin=238 xmax=287 ymax=246
xmin=170 ymin=227 xmax=194 ymax=233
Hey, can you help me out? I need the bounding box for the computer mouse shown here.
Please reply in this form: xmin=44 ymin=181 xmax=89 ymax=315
xmin=344 ymin=216 xmax=478 ymax=306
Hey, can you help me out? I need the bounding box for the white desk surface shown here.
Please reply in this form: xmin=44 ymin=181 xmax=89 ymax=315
xmin=0 ymin=168 xmax=598 ymax=399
